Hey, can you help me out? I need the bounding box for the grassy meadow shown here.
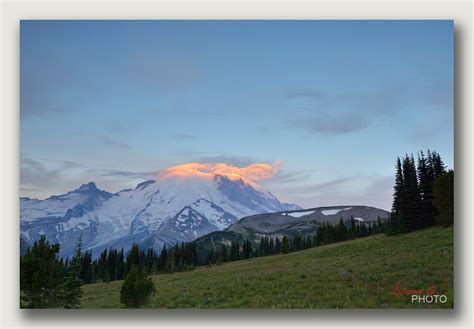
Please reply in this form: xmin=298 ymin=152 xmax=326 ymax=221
xmin=81 ymin=226 xmax=453 ymax=309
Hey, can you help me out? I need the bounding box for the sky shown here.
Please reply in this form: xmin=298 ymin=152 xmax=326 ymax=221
xmin=20 ymin=20 xmax=454 ymax=210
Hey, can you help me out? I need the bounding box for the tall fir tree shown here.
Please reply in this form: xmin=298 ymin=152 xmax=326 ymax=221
xmin=281 ymin=236 xmax=289 ymax=254
xmin=274 ymin=237 xmax=281 ymax=254
xmin=417 ymin=151 xmax=436 ymax=227
xmin=59 ymin=235 xmax=83 ymax=308
xmin=397 ymin=155 xmax=421 ymax=231
xmin=389 ymin=157 xmax=405 ymax=234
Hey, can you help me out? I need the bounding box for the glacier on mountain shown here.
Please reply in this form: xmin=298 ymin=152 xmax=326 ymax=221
xmin=20 ymin=172 xmax=300 ymax=257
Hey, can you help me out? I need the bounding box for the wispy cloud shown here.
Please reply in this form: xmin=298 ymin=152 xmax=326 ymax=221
xmin=20 ymin=156 xmax=85 ymax=198
xmin=195 ymin=155 xmax=259 ymax=168
xmin=266 ymin=169 xmax=313 ymax=185
xmin=94 ymin=169 xmax=154 ymax=180
xmin=287 ymin=90 xmax=327 ymax=100
xmin=270 ymin=174 xmax=394 ymax=210
xmin=291 ymin=112 xmax=371 ymax=136
xmin=20 ymin=155 xmax=157 ymax=198
xmin=285 ymin=79 xmax=449 ymax=136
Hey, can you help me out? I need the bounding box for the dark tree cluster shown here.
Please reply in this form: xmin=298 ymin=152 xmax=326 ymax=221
xmin=77 ymin=241 xmax=198 ymax=285
xmin=315 ymin=217 xmax=385 ymax=246
xmin=20 ymin=235 xmax=201 ymax=308
xmin=202 ymin=217 xmax=386 ymax=268
xmin=433 ymin=169 xmax=454 ymax=227
xmin=388 ymin=150 xmax=449 ymax=235
xmin=20 ymin=235 xmax=83 ymax=309
xmin=159 ymin=241 xmax=198 ymax=273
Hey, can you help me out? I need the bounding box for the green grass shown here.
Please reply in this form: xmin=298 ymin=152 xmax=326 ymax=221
xmin=81 ymin=226 xmax=453 ymax=309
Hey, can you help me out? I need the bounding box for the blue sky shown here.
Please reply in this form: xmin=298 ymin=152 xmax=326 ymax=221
xmin=20 ymin=20 xmax=453 ymax=210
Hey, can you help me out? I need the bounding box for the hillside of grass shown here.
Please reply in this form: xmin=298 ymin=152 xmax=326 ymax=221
xmin=81 ymin=226 xmax=453 ymax=309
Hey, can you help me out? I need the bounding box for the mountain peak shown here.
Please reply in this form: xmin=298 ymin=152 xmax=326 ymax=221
xmin=135 ymin=180 xmax=157 ymax=191
xmin=78 ymin=182 xmax=98 ymax=192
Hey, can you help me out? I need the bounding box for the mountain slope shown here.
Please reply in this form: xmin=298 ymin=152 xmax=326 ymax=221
xmin=20 ymin=172 xmax=299 ymax=257
xmin=195 ymin=205 xmax=389 ymax=256
xmin=80 ymin=226 xmax=453 ymax=309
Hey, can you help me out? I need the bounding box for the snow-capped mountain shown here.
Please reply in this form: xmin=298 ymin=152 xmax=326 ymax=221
xmin=20 ymin=170 xmax=300 ymax=257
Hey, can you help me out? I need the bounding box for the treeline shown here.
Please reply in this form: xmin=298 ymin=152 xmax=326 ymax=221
xmin=204 ymin=217 xmax=386 ymax=266
xmin=315 ymin=217 xmax=386 ymax=246
xmin=388 ymin=150 xmax=453 ymax=235
xmin=78 ymin=242 xmax=198 ymax=284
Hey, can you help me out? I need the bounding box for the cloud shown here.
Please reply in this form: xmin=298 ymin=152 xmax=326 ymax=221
xmin=95 ymin=169 xmax=154 ymax=180
xmin=274 ymin=176 xmax=353 ymax=196
xmin=21 ymin=157 xmax=58 ymax=185
xmin=101 ymin=136 xmax=132 ymax=150
xmin=291 ymin=112 xmax=371 ymax=136
xmin=20 ymin=155 xmax=159 ymax=199
xmin=266 ymin=169 xmax=313 ymax=184
xmin=285 ymin=80 xmax=445 ymax=136
xmin=20 ymin=156 xmax=86 ymax=198
xmin=287 ymin=90 xmax=327 ymax=100
xmin=270 ymin=174 xmax=394 ymax=210
xmin=195 ymin=155 xmax=258 ymax=168
xmin=158 ymin=162 xmax=281 ymax=182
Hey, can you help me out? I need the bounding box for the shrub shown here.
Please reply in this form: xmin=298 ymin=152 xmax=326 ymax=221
xmin=120 ymin=265 xmax=155 ymax=308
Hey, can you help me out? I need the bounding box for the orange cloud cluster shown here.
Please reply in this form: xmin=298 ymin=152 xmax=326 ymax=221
xmin=159 ymin=161 xmax=281 ymax=182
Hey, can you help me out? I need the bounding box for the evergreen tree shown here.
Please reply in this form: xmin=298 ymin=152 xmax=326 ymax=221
xmin=145 ymin=249 xmax=155 ymax=274
xmin=258 ymin=237 xmax=266 ymax=256
xmin=159 ymin=245 xmax=168 ymax=272
xmin=337 ymin=217 xmax=347 ymax=241
xmin=80 ymin=251 xmax=92 ymax=284
xmin=403 ymin=155 xmax=422 ymax=231
xmin=116 ymin=248 xmax=125 ymax=280
xmin=433 ymin=170 xmax=454 ymax=226
xmin=165 ymin=250 xmax=175 ymax=272
xmin=418 ymin=151 xmax=436 ymax=227
xmin=242 ymin=239 xmax=253 ymax=259
xmin=97 ymin=249 xmax=108 ymax=281
xmin=293 ymin=235 xmax=302 ymax=251
xmin=315 ymin=223 xmax=324 ymax=246
xmin=20 ymin=235 xmax=64 ymax=308
xmin=429 ymin=150 xmax=446 ymax=181
xmin=120 ymin=265 xmax=155 ymax=308
xmin=206 ymin=248 xmax=216 ymax=265
xmin=281 ymin=236 xmax=289 ymax=254
xmin=388 ymin=150 xmax=447 ymax=235
xmin=274 ymin=237 xmax=281 ymax=254
xmin=58 ymin=235 xmax=83 ymax=308
xmin=349 ymin=217 xmax=356 ymax=239
xmin=229 ymin=240 xmax=240 ymax=261
xmin=388 ymin=157 xmax=405 ymax=235
xmin=126 ymin=243 xmax=140 ymax=275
